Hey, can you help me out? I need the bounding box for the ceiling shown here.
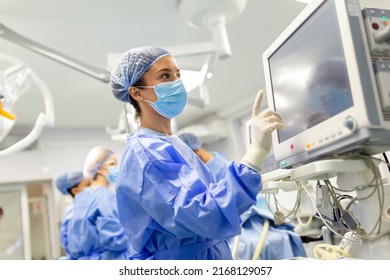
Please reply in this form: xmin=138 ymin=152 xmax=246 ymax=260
xmin=0 ymin=0 xmax=388 ymax=137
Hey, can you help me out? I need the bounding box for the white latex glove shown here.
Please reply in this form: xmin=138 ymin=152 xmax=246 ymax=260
xmin=241 ymin=90 xmax=284 ymax=172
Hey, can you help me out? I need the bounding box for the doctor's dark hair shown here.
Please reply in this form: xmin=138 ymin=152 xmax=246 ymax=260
xmin=130 ymin=77 xmax=145 ymax=120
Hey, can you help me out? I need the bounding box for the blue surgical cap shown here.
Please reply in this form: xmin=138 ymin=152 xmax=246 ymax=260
xmin=83 ymin=146 xmax=114 ymax=179
xmin=178 ymin=132 xmax=202 ymax=150
xmin=110 ymin=46 xmax=172 ymax=103
xmin=55 ymin=171 xmax=84 ymax=195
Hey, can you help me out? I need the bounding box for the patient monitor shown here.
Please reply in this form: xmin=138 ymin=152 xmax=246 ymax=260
xmin=263 ymin=0 xmax=390 ymax=169
xmin=259 ymin=0 xmax=390 ymax=259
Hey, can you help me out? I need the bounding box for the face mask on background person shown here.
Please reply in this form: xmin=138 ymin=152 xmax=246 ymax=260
xmin=138 ymin=79 xmax=187 ymax=119
xmin=105 ymin=166 xmax=119 ymax=185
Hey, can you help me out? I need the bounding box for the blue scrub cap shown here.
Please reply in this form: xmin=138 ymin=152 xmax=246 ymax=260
xmin=178 ymin=132 xmax=202 ymax=150
xmin=110 ymin=46 xmax=172 ymax=103
xmin=83 ymin=146 xmax=114 ymax=179
xmin=55 ymin=171 xmax=84 ymax=195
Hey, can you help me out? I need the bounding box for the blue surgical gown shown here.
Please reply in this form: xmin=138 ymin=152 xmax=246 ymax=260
xmin=205 ymin=153 xmax=306 ymax=259
xmin=228 ymin=204 xmax=307 ymax=260
xmin=60 ymin=204 xmax=74 ymax=259
xmin=64 ymin=186 xmax=131 ymax=260
xmin=206 ymin=152 xmax=228 ymax=182
xmin=116 ymin=127 xmax=262 ymax=260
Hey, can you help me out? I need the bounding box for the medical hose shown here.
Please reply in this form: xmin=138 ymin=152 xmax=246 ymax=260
xmin=252 ymin=218 xmax=270 ymax=260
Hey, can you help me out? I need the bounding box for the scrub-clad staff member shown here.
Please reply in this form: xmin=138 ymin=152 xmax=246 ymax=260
xmin=178 ymin=132 xmax=229 ymax=182
xmin=110 ymin=46 xmax=284 ymax=260
xmin=55 ymin=171 xmax=91 ymax=259
xmin=64 ymin=146 xmax=131 ymax=260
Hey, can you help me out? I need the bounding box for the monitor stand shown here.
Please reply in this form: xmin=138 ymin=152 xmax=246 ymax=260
xmin=259 ymin=157 xmax=390 ymax=259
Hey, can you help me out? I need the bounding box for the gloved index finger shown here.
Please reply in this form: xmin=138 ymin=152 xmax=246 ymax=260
xmin=252 ymin=90 xmax=264 ymax=117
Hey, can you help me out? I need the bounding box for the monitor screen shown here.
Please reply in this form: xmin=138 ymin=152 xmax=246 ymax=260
xmin=263 ymin=0 xmax=390 ymax=169
xmin=268 ymin=0 xmax=354 ymax=144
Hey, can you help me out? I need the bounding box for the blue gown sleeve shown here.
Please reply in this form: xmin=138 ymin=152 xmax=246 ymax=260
xmin=119 ymin=137 xmax=262 ymax=240
xmin=206 ymin=153 xmax=229 ymax=182
xmin=94 ymin=189 xmax=130 ymax=252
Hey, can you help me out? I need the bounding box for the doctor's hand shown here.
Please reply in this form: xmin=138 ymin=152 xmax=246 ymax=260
xmin=240 ymin=90 xmax=284 ymax=172
xmin=250 ymin=90 xmax=284 ymax=151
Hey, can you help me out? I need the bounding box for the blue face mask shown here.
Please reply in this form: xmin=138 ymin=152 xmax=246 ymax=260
xmin=105 ymin=166 xmax=119 ymax=185
xmin=139 ymin=79 xmax=187 ymax=119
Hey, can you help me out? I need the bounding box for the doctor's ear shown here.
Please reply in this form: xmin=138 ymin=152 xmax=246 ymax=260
xmin=129 ymin=86 xmax=142 ymax=101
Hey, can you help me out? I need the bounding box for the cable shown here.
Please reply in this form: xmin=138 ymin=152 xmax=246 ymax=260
xmin=345 ymin=155 xmax=385 ymax=238
xmin=313 ymin=243 xmax=353 ymax=260
xmin=264 ymin=155 xmax=388 ymax=247
xmin=296 ymin=213 xmax=313 ymax=227
xmin=317 ymin=154 xmax=386 ymax=240
xmin=232 ymin=219 xmax=271 ymax=260
xmin=264 ymin=182 xmax=301 ymax=224
xmin=231 ymin=234 xmax=240 ymax=259
xmin=251 ymin=218 xmax=270 ymax=260
xmin=382 ymin=152 xmax=390 ymax=173
xmin=300 ymin=182 xmax=355 ymax=242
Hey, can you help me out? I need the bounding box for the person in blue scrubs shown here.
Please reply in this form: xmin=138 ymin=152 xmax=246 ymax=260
xmin=229 ymin=197 xmax=307 ymax=260
xmin=55 ymin=171 xmax=91 ymax=259
xmin=64 ymin=146 xmax=131 ymax=260
xmin=178 ymin=133 xmax=306 ymax=259
xmin=110 ymin=46 xmax=284 ymax=260
xmin=178 ymin=132 xmax=228 ymax=182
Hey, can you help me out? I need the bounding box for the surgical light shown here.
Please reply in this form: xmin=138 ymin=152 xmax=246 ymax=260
xmin=0 ymin=53 xmax=54 ymax=157
xmin=0 ymin=64 xmax=31 ymax=143
xmin=0 ymin=101 xmax=16 ymax=121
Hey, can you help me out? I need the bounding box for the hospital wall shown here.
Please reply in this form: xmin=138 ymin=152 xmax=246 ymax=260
xmin=0 ymin=127 xmax=127 ymax=259
xmin=0 ymin=112 xmax=249 ymax=190
xmin=0 ymin=127 xmax=126 ymax=183
xmin=0 ymin=118 xmax=249 ymax=259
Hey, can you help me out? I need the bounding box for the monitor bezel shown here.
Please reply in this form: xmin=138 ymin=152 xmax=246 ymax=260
xmin=262 ymin=0 xmax=386 ymax=169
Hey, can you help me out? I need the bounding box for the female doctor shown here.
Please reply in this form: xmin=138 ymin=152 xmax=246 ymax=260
xmin=110 ymin=46 xmax=284 ymax=260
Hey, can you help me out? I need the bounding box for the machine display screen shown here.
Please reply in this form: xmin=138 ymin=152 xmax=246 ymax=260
xmin=268 ymin=0 xmax=354 ymax=143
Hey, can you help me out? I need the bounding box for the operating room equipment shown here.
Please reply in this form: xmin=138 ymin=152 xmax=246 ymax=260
xmin=0 ymin=0 xmax=250 ymax=150
xmin=1 ymin=0 xmax=246 ymax=111
xmin=230 ymin=204 xmax=307 ymax=260
xmin=0 ymin=101 xmax=16 ymax=121
xmin=256 ymin=0 xmax=390 ymax=259
xmin=263 ymin=0 xmax=390 ymax=170
xmin=0 ymin=53 xmax=54 ymax=158
xmin=260 ymin=154 xmax=390 ymax=259
xmin=0 ymin=63 xmax=30 ymax=143
xmin=0 ymin=23 xmax=111 ymax=83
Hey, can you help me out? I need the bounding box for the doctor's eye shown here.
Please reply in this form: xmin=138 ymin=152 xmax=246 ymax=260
xmin=104 ymin=160 xmax=117 ymax=166
xmin=160 ymin=73 xmax=170 ymax=79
